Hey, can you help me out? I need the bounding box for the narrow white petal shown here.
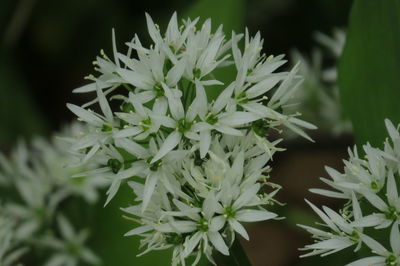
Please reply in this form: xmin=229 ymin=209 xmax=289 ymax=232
xmin=141 ymin=173 xmax=159 ymax=212
xmin=346 ymin=256 xmax=385 ymax=266
xmin=363 ymin=192 xmax=387 ymax=212
xmin=387 ymin=171 xmax=398 ymax=204
xmin=208 ymin=231 xmax=229 ymax=255
xmin=199 ymin=130 xmax=211 ymax=158
xmin=114 ymin=127 xmax=142 ymax=138
xmin=194 ymin=80 xmax=208 ymax=120
xmin=390 ymin=222 xmax=400 ymax=254
xmin=214 ymin=124 xmax=243 ymax=136
xmin=66 ymin=104 xmax=103 ymax=126
xmin=104 ymin=179 xmax=122 ymax=206
xmin=184 ymin=232 xmax=202 ymax=256
xmin=361 ymin=234 xmax=388 ymax=256
xmin=305 ymin=199 xmax=339 ymax=232
xmin=245 ymin=76 xmax=281 ymax=99
xmin=145 ymin=12 xmax=162 ymax=44
xmin=163 ymin=83 xmax=184 ymax=120
xmin=351 ymin=215 xmax=383 ymax=228
xmin=124 ymin=225 xmax=152 ymax=236
xmin=232 ymin=184 xmax=260 ymax=210
xmin=115 ymin=138 xmax=149 ymax=158
xmin=351 ymin=192 xmax=363 ymax=221
xmin=219 ymin=112 xmax=260 ymax=126
xmin=151 ymin=131 xmax=181 ymax=163
xmin=166 ymin=59 xmax=185 ymax=86
xmin=229 ymin=219 xmax=249 ymax=240
xmin=235 ymin=209 xmax=277 ymax=222
xmin=210 ymin=216 xmax=226 ymax=231
xmin=385 ymin=119 xmax=399 ymax=140
xmin=212 ymin=82 xmax=234 ymax=114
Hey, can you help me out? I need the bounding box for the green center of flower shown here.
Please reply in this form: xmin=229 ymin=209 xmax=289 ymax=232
xmin=223 ymin=206 xmax=236 ymax=219
xmin=206 ymin=113 xmax=218 ymax=125
xmin=385 ymin=206 xmax=398 ymax=220
xmin=121 ymin=102 xmax=135 ymax=113
xmin=385 ymin=254 xmax=397 ymax=266
xmin=67 ymin=241 xmax=81 ymax=257
xmin=252 ymin=119 xmax=268 ymax=137
xmin=193 ymin=68 xmax=201 ymax=79
xmin=237 ymin=91 xmax=249 ymax=104
xmin=350 ymin=230 xmax=360 ymax=242
xmin=102 ymin=124 xmax=113 ymax=132
xmin=370 ymin=181 xmax=379 ymax=190
xmin=154 ymin=82 xmax=164 ymax=97
xmin=177 ymin=119 xmax=192 ymax=133
xmin=141 ymin=118 xmax=152 ymax=130
xmin=108 ymin=158 xmax=122 ymax=174
xmin=197 ymin=218 xmax=209 ymax=232
xmin=147 ymin=158 xmax=161 ymax=171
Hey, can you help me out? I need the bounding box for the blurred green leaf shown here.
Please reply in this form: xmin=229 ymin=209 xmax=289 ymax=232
xmin=0 ymin=55 xmax=47 ymax=147
xmin=184 ymin=0 xmax=245 ymax=100
xmin=338 ymin=0 xmax=400 ymax=147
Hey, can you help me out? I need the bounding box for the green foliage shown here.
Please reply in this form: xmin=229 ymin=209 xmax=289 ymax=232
xmin=339 ymin=0 xmax=400 ymax=147
xmin=0 ymin=55 xmax=46 ymax=146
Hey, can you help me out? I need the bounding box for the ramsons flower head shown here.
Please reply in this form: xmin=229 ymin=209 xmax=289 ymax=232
xmin=300 ymin=119 xmax=400 ymax=265
xmin=0 ymin=123 xmax=103 ymax=265
xmin=67 ymin=12 xmax=315 ymax=264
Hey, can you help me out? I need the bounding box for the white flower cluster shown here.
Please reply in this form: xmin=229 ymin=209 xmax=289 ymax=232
xmin=67 ymin=12 xmax=314 ymax=264
xmin=0 ymin=123 xmax=104 ymax=266
xmin=300 ymin=119 xmax=400 ymax=265
xmin=288 ymin=29 xmax=351 ymax=135
xmin=122 ymin=133 xmax=281 ymax=265
xmin=0 ymin=213 xmax=27 ymax=266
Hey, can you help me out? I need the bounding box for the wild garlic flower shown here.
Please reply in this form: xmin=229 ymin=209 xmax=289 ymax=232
xmin=67 ymin=11 xmax=315 ymax=206
xmin=0 ymin=213 xmax=28 ymax=266
xmin=300 ymin=119 xmax=400 ymax=265
xmin=67 ymin=11 xmax=315 ymax=264
xmin=41 ymin=215 xmax=100 ymax=266
xmin=0 ymin=123 xmax=103 ymax=265
xmin=122 ymin=133 xmax=280 ymax=265
xmin=288 ymin=29 xmax=351 ymax=135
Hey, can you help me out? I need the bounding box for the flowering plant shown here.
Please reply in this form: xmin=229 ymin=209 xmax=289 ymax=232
xmin=300 ymin=119 xmax=400 ymax=265
xmin=0 ymin=123 xmax=104 ymax=266
xmin=66 ymin=12 xmax=315 ymax=265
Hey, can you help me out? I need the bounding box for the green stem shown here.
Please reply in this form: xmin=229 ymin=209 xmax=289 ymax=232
xmin=218 ymin=238 xmax=252 ymax=266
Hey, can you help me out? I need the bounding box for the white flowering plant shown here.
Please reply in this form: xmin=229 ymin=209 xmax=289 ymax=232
xmin=288 ymin=29 xmax=351 ymax=136
xmin=0 ymin=123 xmax=104 ymax=266
xmin=66 ymin=12 xmax=315 ymax=265
xmin=300 ymin=119 xmax=400 ymax=265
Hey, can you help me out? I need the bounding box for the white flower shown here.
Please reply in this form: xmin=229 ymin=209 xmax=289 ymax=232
xmin=346 ymin=222 xmax=400 ymax=266
xmin=67 ymin=11 xmax=315 ymax=264
xmin=42 ymin=215 xmax=100 ymax=266
xmin=0 ymin=123 xmax=103 ymax=265
xmin=122 ymin=133 xmax=280 ymax=265
xmin=301 ymin=119 xmax=400 ymax=264
xmin=0 ymin=214 xmax=28 ymax=266
xmin=299 ymin=193 xmax=363 ymax=257
xmin=287 ymin=29 xmax=350 ymax=135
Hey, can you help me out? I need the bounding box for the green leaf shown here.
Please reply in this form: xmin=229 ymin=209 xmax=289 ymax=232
xmin=184 ymin=0 xmax=245 ymax=101
xmin=0 ymin=54 xmax=47 ymax=146
xmin=338 ymin=0 xmax=400 ymax=148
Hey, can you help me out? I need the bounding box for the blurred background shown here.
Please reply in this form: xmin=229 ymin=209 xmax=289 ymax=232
xmin=0 ymin=0 xmax=354 ymax=265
